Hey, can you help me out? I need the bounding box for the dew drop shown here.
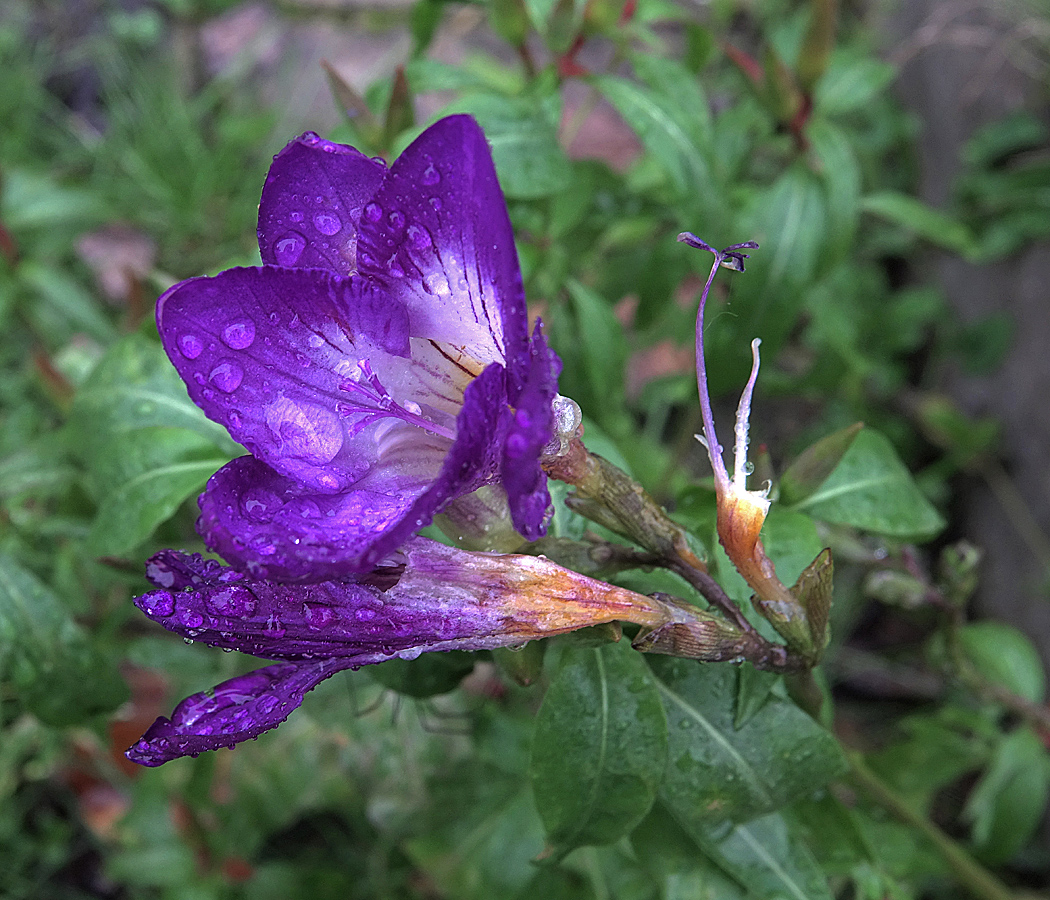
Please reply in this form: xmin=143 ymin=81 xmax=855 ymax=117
xmin=421 ymin=164 xmax=440 ymax=186
xmin=222 ymin=319 xmax=256 ymax=349
xmin=274 ymin=232 xmax=306 ymax=266
xmin=429 ymin=197 xmax=442 ymax=211
xmin=314 ymin=211 xmax=341 ymax=235
xmin=304 ymin=603 xmax=334 ymax=630
xmin=424 ymin=272 xmax=450 ymax=295
xmin=207 ymin=586 xmax=257 ymax=617
xmin=407 ymin=224 xmax=431 ymax=250
xmin=355 ymin=608 xmax=376 ymax=622
xmin=228 ymin=410 xmax=242 ymax=429
xmin=142 ymin=591 xmax=175 ymax=617
xmin=257 ymin=694 xmax=278 ymax=714
xmin=209 ymin=360 xmax=244 ymax=393
xmin=364 ymin=202 xmax=383 ymax=223
xmin=387 ymin=209 xmax=405 ymax=230
xmin=743 ymin=461 xmax=755 ymax=476
xmin=178 ymin=333 xmax=204 ymax=359
xmin=178 ymin=607 xmax=205 ymax=629
xmin=290 ymin=210 xmax=304 ymax=223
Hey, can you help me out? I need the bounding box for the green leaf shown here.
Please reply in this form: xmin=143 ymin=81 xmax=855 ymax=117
xmin=19 ymin=261 xmax=116 ymax=345
xmin=0 ymin=554 xmax=126 ymax=725
xmin=86 ymin=431 xmax=228 ymax=556
xmin=70 ymin=333 xmax=237 ymax=497
xmin=779 ymin=422 xmax=864 ymax=506
xmin=651 ymin=656 xmax=845 ymax=828
xmin=441 ymin=94 xmax=571 ymax=199
xmin=814 ymin=53 xmax=895 ymax=116
xmin=791 ymin=428 xmax=944 ymax=539
xmin=964 ymin=727 xmax=1050 ymax=863
xmin=560 ymin=280 xmax=627 ymax=430
xmin=807 ymin=118 xmax=861 ymax=270
xmin=592 ymin=57 xmax=714 ymax=203
xmin=531 ymin=641 xmax=668 ymax=854
xmin=407 ymin=765 xmax=546 ymax=899
xmin=734 ymin=664 xmax=779 ymax=729
xmin=695 ymin=813 xmax=833 ymax=900
xmin=862 ymin=191 xmax=977 ymax=257
xmin=958 ymin=622 xmax=1046 ymax=703
xmin=369 ymin=651 xmax=477 ymax=698
xmin=632 ymin=805 xmax=747 ymax=897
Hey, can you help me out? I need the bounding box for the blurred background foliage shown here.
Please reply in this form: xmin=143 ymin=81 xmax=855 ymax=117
xmin=2 ymin=0 xmax=1050 ymax=897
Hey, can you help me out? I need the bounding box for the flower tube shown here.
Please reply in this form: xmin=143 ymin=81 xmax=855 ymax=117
xmin=127 ymin=537 xmax=689 ymax=766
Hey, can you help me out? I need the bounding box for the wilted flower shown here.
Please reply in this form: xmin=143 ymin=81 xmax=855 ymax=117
xmin=678 ymin=233 xmax=769 ymax=563
xmin=127 ymin=537 xmax=685 ymax=766
xmin=158 ymin=115 xmax=574 ymax=582
xmin=680 ymin=233 xmax=828 ymax=659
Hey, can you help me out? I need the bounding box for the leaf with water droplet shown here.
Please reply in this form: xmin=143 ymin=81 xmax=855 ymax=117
xmin=531 ymin=641 xmax=667 ymax=855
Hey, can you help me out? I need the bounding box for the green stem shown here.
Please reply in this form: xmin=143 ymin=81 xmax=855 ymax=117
xmin=846 ymin=752 xmax=1015 ymax=900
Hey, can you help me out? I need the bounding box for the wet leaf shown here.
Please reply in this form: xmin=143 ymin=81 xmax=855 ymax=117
xmin=531 ymin=641 xmax=667 ymax=854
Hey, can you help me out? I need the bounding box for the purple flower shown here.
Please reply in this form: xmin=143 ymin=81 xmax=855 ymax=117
xmin=157 ymin=116 xmax=571 ymax=581
xmin=127 ymin=537 xmax=681 ymax=766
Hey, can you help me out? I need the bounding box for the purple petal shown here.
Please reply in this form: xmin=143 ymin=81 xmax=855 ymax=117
xmin=356 ymin=360 xmax=511 ymax=570
xmin=196 ymin=362 xmax=511 ymax=580
xmin=125 ymin=660 xmax=343 ymax=766
xmin=135 ymin=537 xmax=661 ymax=665
xmin=357 ymin=115 xmax=529 ymax=373
xmin=503 ymin=323 xmax=561 ymax=539
xmin=130 ymin=537 xmax=676 ymax=765
xmin=258 ymin=133 xmax=387 ymax=275
xmin=156 ymin=266 xmax=492 ymax=493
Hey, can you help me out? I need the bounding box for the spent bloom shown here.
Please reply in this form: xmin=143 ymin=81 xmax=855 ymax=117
xmin=678 ymin=232 xmax=768 ymax=560
xmin=158 ymin=115 xmax=576 ymax=582
xmin=128 ymin=537 xmax=686 ymax=766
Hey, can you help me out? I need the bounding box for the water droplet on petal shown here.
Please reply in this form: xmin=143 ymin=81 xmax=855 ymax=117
xmin=304 ymin=603 xmax=334 ymax=629
xmin=314 ymin=211 xmax=341 ymax=235
xmin=274 ymin=232 xmax=306 ymax=266
xmin=290 ymin=210 xmax=304 ymax=223
xmin=178 ymin=607 xmax=205 ymax=629
xmin=407 ymin=224 xmax=431 ymax=250
xmin=142 ymin=591 xmax=175 ymax=617
xmin=429 ymin=197 xmax=442 ymax=211
xmin=422 ymin=164 xmax=440 ymax=186
xmin=364 ymin=202 xmax=383 ymax=223
xmin=424 ymin=272 xmax=450 ymax=295
xmin=257 ymin=694 xmax=279 ymax=714
xmin=355 ymin=608 xmax=376 ymax=622
xmin=222 ymin=319 xmax=256 ymax=349
xmin=207 ymin=586 xmax=257 ymax=617
xmin=209 ymin=360 xmax=244 ymax=393
xmin=178 ymin=333 xmax=203 ymax=359
xmin=387 ymin=210 xmax=405 ymax=230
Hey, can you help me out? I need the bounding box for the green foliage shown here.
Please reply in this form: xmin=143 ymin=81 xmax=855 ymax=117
xmin=531 ymin=641 xmax=667 ymax=854
xmin=2 ymin=0 xmax=1048 ymax=897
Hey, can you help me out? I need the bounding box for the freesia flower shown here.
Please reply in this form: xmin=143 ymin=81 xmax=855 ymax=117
xmin=158 ymin=115 xmax=573 ymax=582
xmin=127 ymin=537 xmax=688 ymax=766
